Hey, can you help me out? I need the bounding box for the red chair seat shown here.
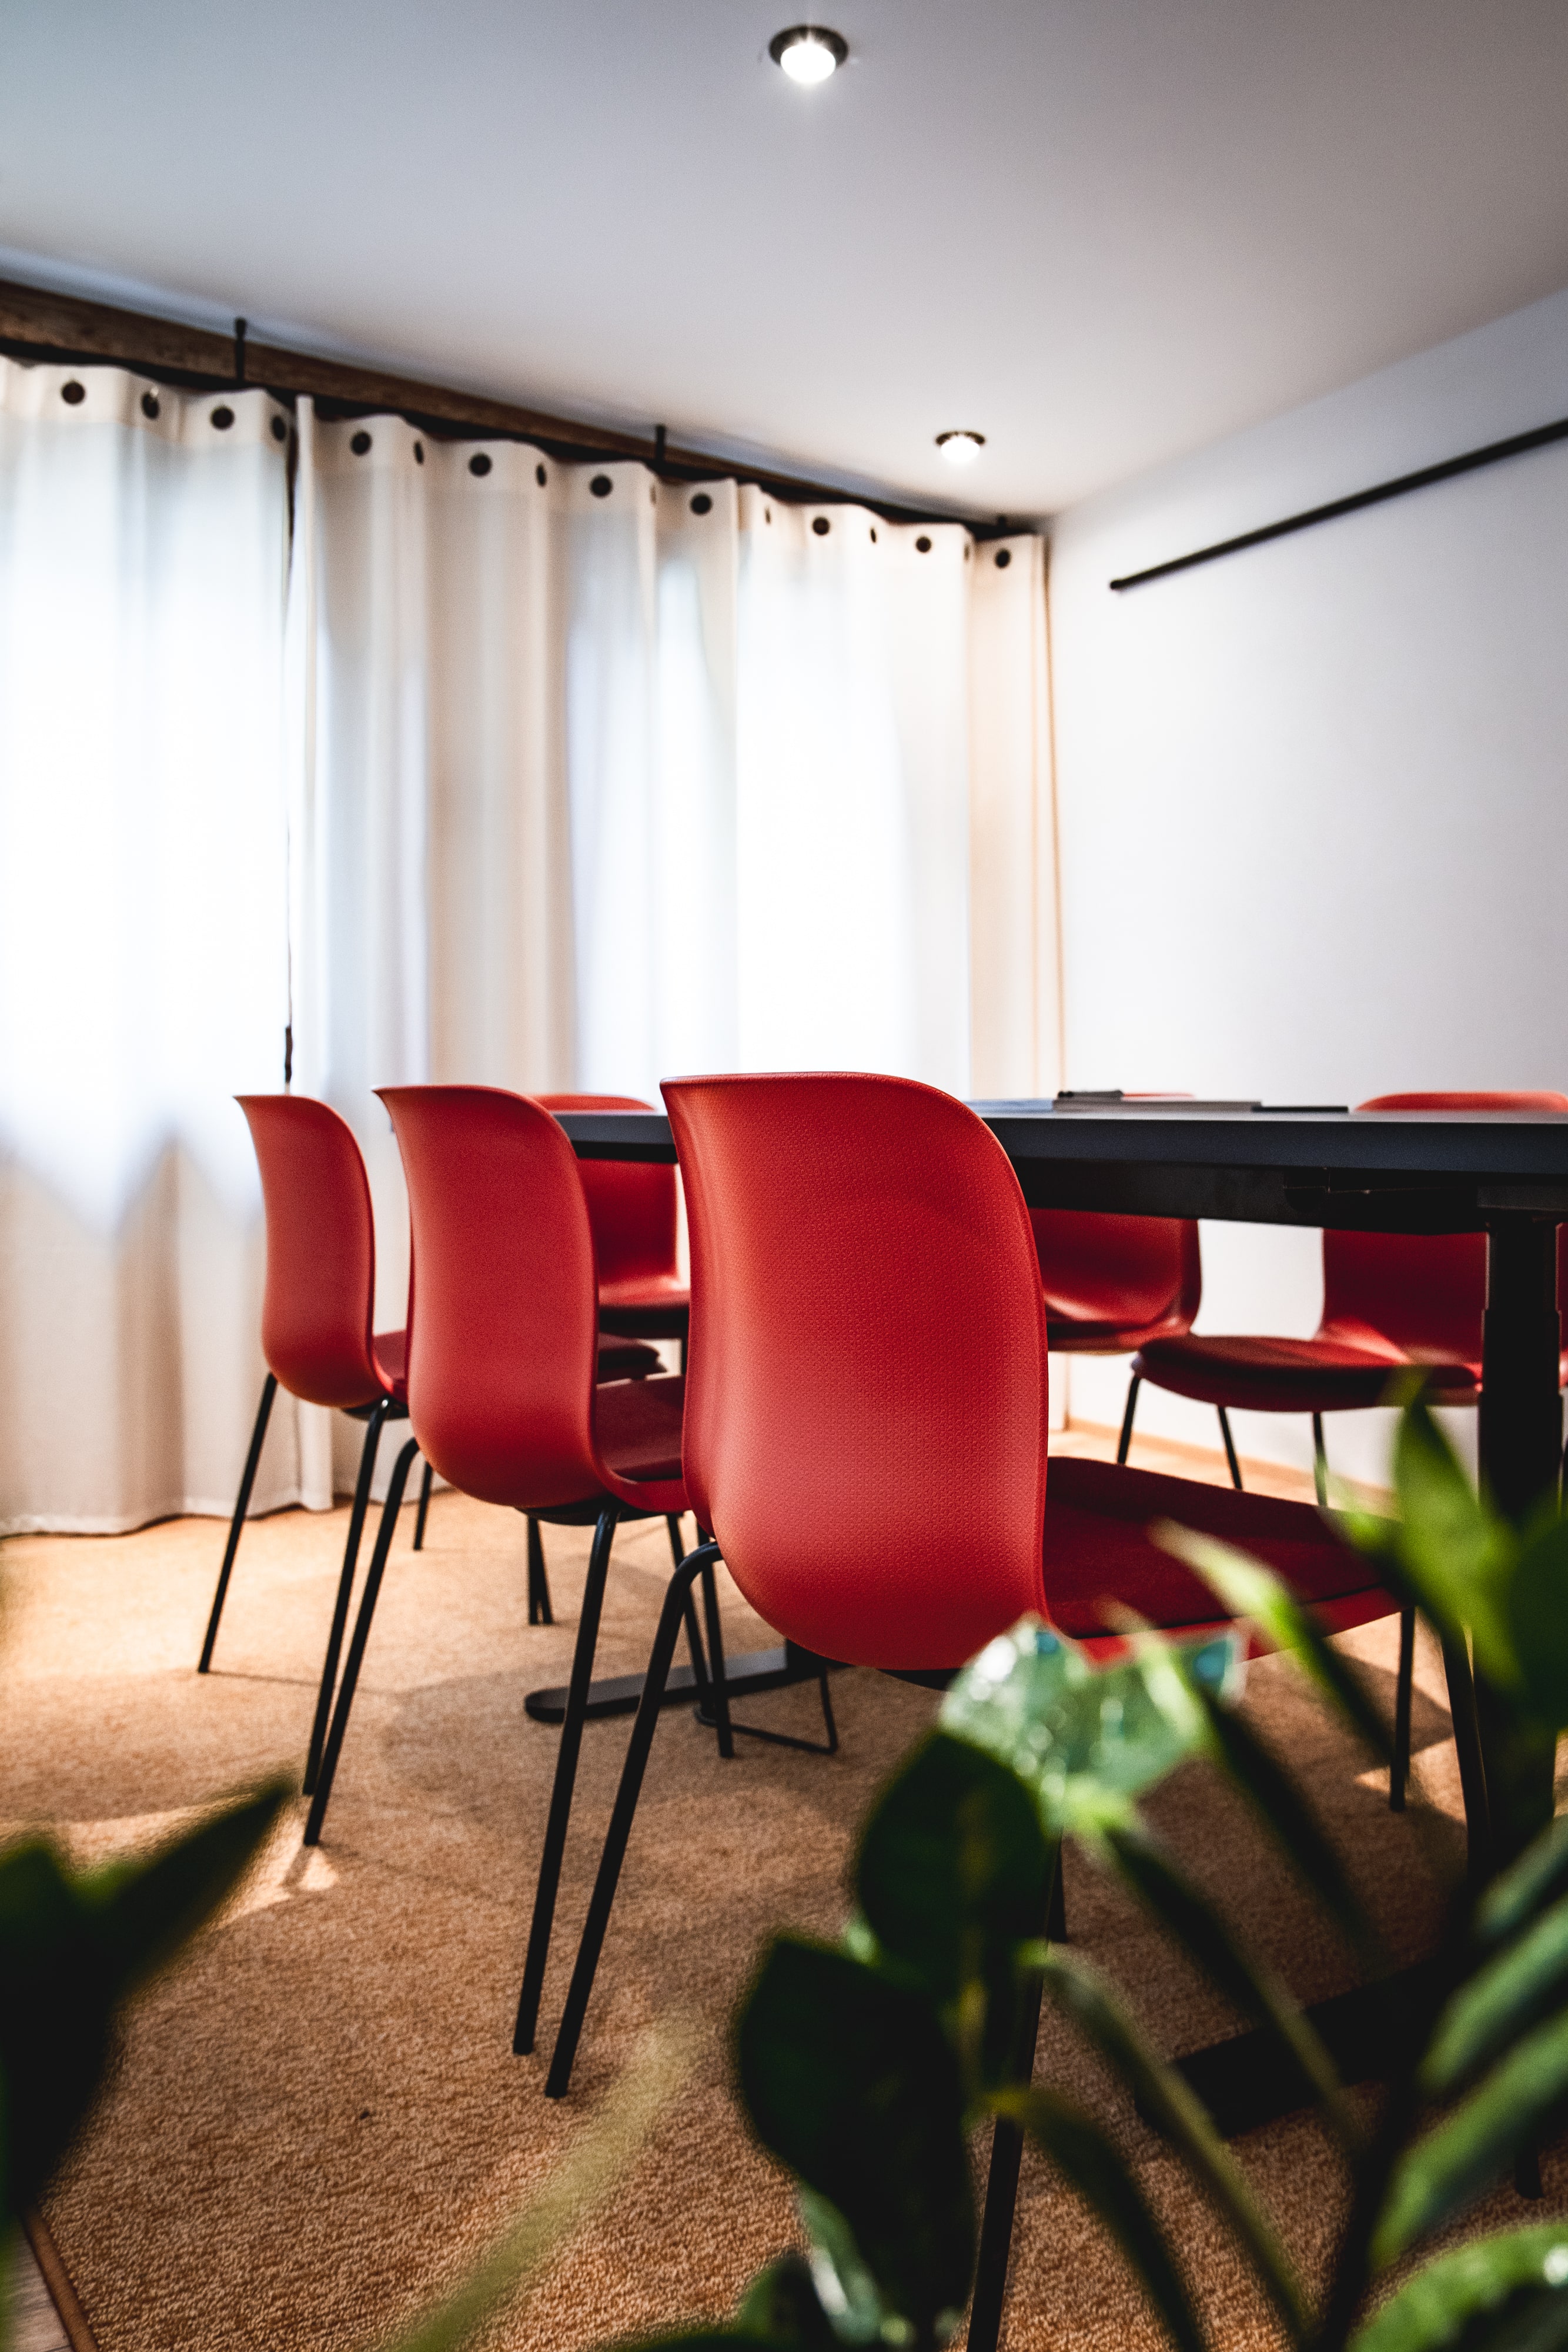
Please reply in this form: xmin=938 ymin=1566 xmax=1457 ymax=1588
xmin=1048 ymin=1312 xmax=1189 ymax=1353
xmin=373 ymin=1325 xmax=661 ymax=1399
xmin=597 ymin=1271 xmax=691 ymax=1337
xmin=1134 ymin=1331 xmax=1479 ymax=1416
xmin=594 ymin=1372 xmax=686 ymax=1489
xmin=1043 ymin=1456 xmax=1397 ymax=1648
xmin=371 ymin=1329 xmax=409 ymax=1401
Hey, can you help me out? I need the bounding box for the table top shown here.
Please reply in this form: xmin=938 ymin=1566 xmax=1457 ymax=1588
xmin=554 ymin=1102 xmax=1568 ymax=1231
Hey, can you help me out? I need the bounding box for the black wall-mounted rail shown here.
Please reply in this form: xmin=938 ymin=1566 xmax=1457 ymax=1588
xmin=1109 ymin=408 xmax=1568 ymax=592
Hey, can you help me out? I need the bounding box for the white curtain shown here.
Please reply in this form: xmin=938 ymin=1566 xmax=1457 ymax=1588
xmin=0 ymin=374 xmax=1057 ymax=1530
xmin=0 ymin=360 xmax=294 ymax=1533
xmin=295 ymin=411 xmax=1055 ymax=1131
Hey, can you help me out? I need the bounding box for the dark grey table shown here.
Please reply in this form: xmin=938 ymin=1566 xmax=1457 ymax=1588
xmin=547 ymin=1102 xmax=1568 ymax=2134
xmin=559 ymin=1098 xmax=1568 ymax=1548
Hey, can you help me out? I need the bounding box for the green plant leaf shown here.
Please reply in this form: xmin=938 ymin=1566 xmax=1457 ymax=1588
xmin=853 ymin=1732 xmax=1054 ymax=2004
xmin=1098 ymin=1822 xmax=1362 ymax=2151
xmin=1424 ymin=1895 xmax=1568 ymax=2093
xmin=0 ymin=1785 xmax=287 ymax=2217
xmin=1389 ymin=1402 xmax=1518 ymax=1686
xmin=940 ymin=1619 xmax=1215 ymax=1839
xmin=794 ymin=2190 xmax=897 ymax=2346
xmin=1506 ymin=1518 xmax=1568 ymax=1729
xmin=1149 ymin=1524 xmax=1394 ymax=1766
xmin=1185 ymin=1681 xmax=1383 ymax=1970
xmin=994 ymin=2082 xmax=1208 ymax=2352
xmin=1376 ymin=2011 xmax=1568 ymax=2266
xmin=735 ymin=2263 xmax=837 ymax=2351
xmin=1476 ymin=1815 xmax=1568 ymax=1949
xmin=1349 ymin=2223 xmax=1568 ymax=2352
xmin=1038 ymin=1951 xmax=1307 ymax=2345
xmin=735 ymin=1937 xmax=974 ymax=2341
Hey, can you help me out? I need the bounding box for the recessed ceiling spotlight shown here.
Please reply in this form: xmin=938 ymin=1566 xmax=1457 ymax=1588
xmin=937 ymin=430 xmax=986 ymax=466
xmin=769 ymin=25 xmax=848 ymax=84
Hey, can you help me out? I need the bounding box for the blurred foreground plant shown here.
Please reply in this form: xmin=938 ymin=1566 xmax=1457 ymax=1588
xmin=609 ymin=1396 xmax=1568 ymax=2352
xmin=1 ymin=1780 xmax=289 ymax=2346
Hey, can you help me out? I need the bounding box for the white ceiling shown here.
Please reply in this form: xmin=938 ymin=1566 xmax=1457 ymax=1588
xmin=3 ymin=0 xmax=1568 ymax=516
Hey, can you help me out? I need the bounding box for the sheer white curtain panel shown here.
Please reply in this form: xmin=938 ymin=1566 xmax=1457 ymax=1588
xmin=0 ymin=362 xmax=294 ymax=1534
xmin=295 ymin=423 xmax=1056 ymax=1129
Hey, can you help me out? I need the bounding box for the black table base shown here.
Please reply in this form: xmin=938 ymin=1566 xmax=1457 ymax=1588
xmin=1163 ymin=1960 xmax=1443 ymax=2139
xmin=524 ymin=1643 xmax=836 ymax=1725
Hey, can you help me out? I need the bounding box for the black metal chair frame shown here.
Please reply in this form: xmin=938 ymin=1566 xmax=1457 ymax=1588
xmin=199 ymin=1372 xmax=433 ymax=1795
xmin=296 ymin=1436 xmax=747 ymax=2062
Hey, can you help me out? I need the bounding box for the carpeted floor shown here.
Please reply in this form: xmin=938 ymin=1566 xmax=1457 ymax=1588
xmin=2 ymin=1429 xmax=1562 ymax=2352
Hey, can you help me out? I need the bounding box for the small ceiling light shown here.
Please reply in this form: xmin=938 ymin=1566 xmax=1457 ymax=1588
xmin=770 ymin=25 xmax=848 ymax=83
xmin=937 ymin=430 xmax=986 ymax=467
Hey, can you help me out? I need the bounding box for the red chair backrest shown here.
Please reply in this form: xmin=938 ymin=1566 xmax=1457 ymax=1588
xmin=1030 ymin=1210 xmax=1201 ymax=1331
xmin=1322 ymin=1091 xmax=1568 ymax=1361
xmin=238 ymin=1094 xmax=383 ymax=1409
xmin=378 ymin=1085 xmax=603 ymax=1509
xmin=664 ymin=1072 xmax=1050 ymax=1670
xmin=537 ymin=1094 xmax=679 ymax=1288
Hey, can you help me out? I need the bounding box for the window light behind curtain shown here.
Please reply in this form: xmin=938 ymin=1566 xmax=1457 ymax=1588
xmin=0 ymin=371 xmax=1058 ymax=1533
xmin=0 ymin=363 xmax=293 ymax=1532
xmin=293 ymin=409 xmax=1059 ymax=1496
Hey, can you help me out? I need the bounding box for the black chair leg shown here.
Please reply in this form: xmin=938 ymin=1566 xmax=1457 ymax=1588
xmin=1218 ymin=1406 xmax=1244 ymax=1491
xmin=1439 ymin=1631 xmax=1492 ymax=1892
xmin=303 ymin=1398 xmax=392 ymax=1796
xmin=513 ymin=1508 xmax=620 ymax=2055
xmin=968 ymin=1960 xmax=1047 ymax=2352
xmin=699 ymin=1551 xmax=735 ymax=1760
xmin=303 ymin=1436 xmax=420 ymax=1847
xmin=1312 ymin=1412 xmax=1329 ymax=1508
xmin=526 ymin=1516 xmax=553 ymax=1626
xmin=1390 ymin=1605 xmax=1416 ymax=1812
xmin=412 ymin=1457 xmax=434 ymax=1549
xmin=199 ymin=1372 xmax=278 ymax=1672
xmin=545 ymin=1544 xmax=718 ymax=2097
xmin=1115 ymin=1371 xmax=1141 ymax=1466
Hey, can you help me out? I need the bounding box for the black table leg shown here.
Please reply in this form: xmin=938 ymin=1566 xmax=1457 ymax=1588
xmin=1476 ymin=1217 xmax=1562 ymax=1870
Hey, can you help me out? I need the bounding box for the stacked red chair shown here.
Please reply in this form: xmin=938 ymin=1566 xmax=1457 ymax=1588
xmin=540 ymin=1073 xmax=1407 ymax=2343
xmin=298 ymin=1084 xmax=704 ymax=2062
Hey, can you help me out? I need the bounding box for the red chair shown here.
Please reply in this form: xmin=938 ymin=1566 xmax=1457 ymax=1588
xmin=1130 ymin=1091 xmax=1568 ymax=1501
xmin=539 ymin=1094 xmax=689 ymax=1343
xmin=541 ymin=1072 xmax=1406 ymax=2116
xmin=1032 ymin=1208 xmax=1201 ymax=1458
xmin=202 ymin=1095 xmax=657 ymax=1793
xmin=524 ymin=1094 xmax=691 ymax=1619
xmin=299 ymin=1085 xmax=704 ymax=2060
xmin=199 ymin=1094 xmax=433 ymax=1800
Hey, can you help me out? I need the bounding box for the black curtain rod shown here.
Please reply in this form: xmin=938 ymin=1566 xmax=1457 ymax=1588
xmin=1108 ymin=407 xmax=1568 ymax=592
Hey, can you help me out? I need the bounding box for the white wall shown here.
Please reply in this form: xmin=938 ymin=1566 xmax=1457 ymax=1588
xmin=1048 ymin=281 xmax=1568 ymax=1487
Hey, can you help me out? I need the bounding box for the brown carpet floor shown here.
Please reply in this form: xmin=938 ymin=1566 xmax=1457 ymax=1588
xmin=2 ymin=1430 xmax=1562 ymax=2352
